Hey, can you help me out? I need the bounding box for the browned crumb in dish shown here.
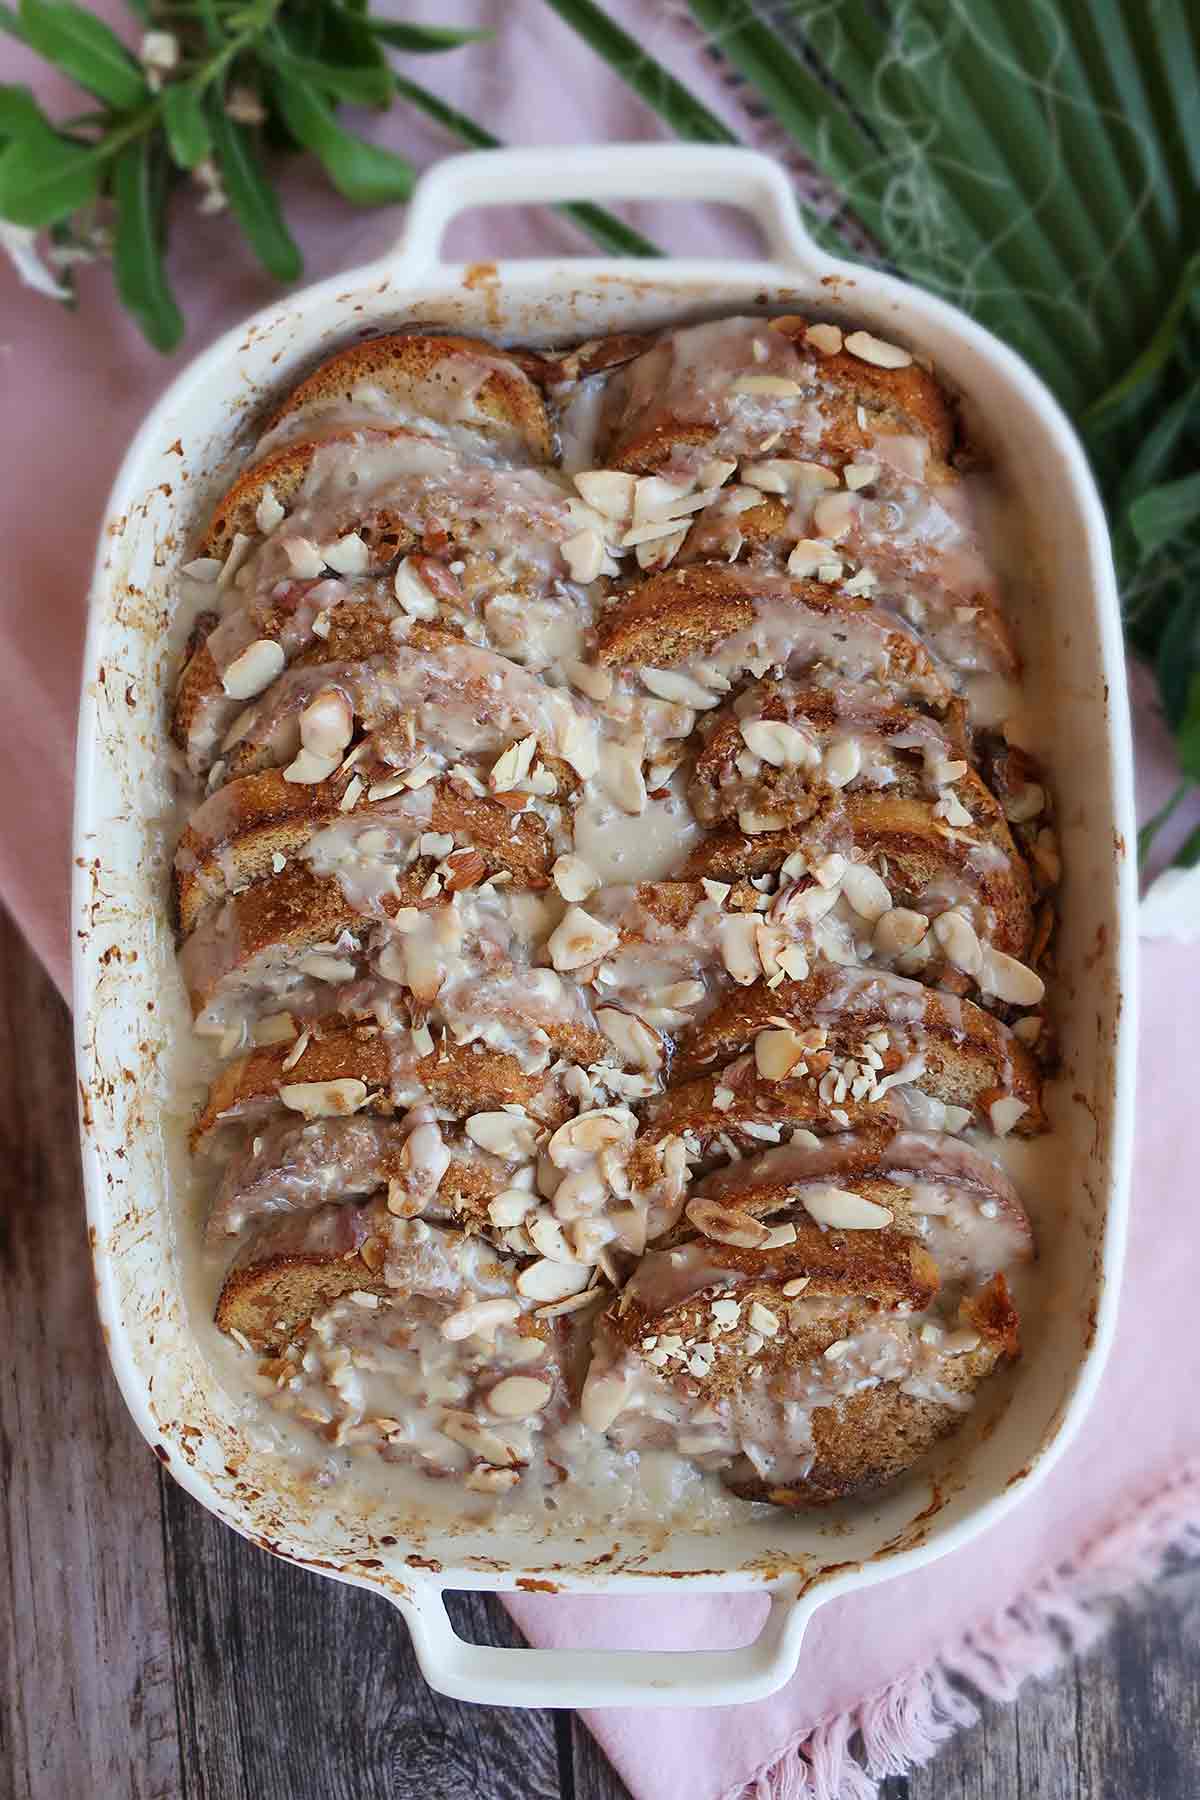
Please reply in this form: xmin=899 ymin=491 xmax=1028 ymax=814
xmin=172 ymin=316 xmax=1058 ymax=1512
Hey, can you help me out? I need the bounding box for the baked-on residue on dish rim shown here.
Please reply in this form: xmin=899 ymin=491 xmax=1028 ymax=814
xmin=73 ymin=145 xmax=1136 ymax=1709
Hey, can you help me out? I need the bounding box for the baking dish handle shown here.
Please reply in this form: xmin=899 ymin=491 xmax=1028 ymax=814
xmin=393 ymin=1579 xmax=818 ymax=1709
xmin=390 ymin=144 xmax=824 ymax=278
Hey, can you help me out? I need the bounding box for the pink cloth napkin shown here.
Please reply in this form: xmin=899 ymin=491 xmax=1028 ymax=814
xmin=4 ymin=5 xmax=1198 ymax=1795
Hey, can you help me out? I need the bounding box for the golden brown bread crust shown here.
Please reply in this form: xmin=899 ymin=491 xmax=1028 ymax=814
xmin=192 ymin=1024 xmax=572 ymax=1152
xmin=673 ymin=965 xmax=1046 ymax=1131
xmin=594 ymin=564 xmax=952 ymax=712
xmin=175 ymin=769 xmax=554 ymax=935
xmin=601 ymin=314 xmax=956 ymax=476
xmin=262 ymin=333 xmax=554 ymax=462
xmin=683 ymin=790 xmax=1035 ymax=962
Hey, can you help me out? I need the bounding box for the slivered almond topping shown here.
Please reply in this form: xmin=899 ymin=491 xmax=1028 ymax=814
xmin=932 ymin=909 xmax=983 ymax=977
xmin=487 ymin=1189 xmax=534 ymax=1229
xmin=439 ymin=1411 xmax=517 ymax=1465
xmin=801 ymin=1185 xmax=893 ymax=1230
xmin=980 ymin=947 xmax=1045 ymax=1006
xmin=516 ymin=1259 xmax=592 ymax=1303
xmin=575 ymin=469 xmax=637 ymax=518
xmin=486 ymin=1376 xmax=552 ymax=1419
xmin=841 ymin=861 xmax=892 ymax=921
xmin=465 ymin=1466 xmax=521 ymax=1494
xmin=580 ymin=1366 xmax=633 ymax=1433
xmin=283 ymin=746 xmax=340 ymax=785
xmin=552 ymin=854 xmax=600 ymax=903
xmin=844 ymin=330 xmax=913 ymax=368
xmin=464 ymin=1110 xmax=539 ymax=1160
xmin=721 ymin=914 xmax=762 ymax=985
xmin=561 ymin=527 xmax=605 ymax=583
xmin=787 ymin=539 xmax=831 ymax=577
xmin=490 ymin=733 xmax=538 ymax=793
xmin=843 ymin=460 xmax=880 ymax=490
xmin=633 ymin=475 xmax=691 ymax=522
xmin=702 ymin=878 xmax=731 ymax=905
xmin=321 ymin=532 xmax=370 ymax=575
xmin=597 ymin=740 xmax=647 ymax=815
xmin=564 ymin=658 xmax=613 ymax=702
xmin=254 ymin=1012 xmax=297 ymax=1047
xmin=299 ymin=688 xmax=353 ymax=759
xmin=254 ymin=485 xmax=285 ymax=534
xmin=782 ymin=1277 xmax=811 ymax=1297
xmin=528 ymin=1212 xmax=580 ymax=1263
xmin=686 ymin=1198 xmax=770 ymax=1250
xmin=729 ymin=375 xmax=803 ymax=395
xmin=640 ymin=666 xmax=722 ymax=708
xmin=989 ymin=1096 xmax=1028 ymax=1137
xmin=739 ymin=717 xmax=819 ymax=768
xmin=443 ymin=847 xmax=487 ymax=892
xmin=804 ymin=323 xmax=843 ymax=355
xmin=748 ymin=1302 xmax=780 ymax=1337
xmin=278 ymin=1078 xmax=368 ymax=1120
xmin=548 ymin=1108 xmax=633 ymax=1168
xmin=282 ymin=536 xmax=324 ymax=578
xmin=221 ymin=638 xmax=285 ymax=700
xmin=754 ymin=1026 xmax=808 ymax=1081
xmin=393 ymin=557 xmax=440 ymax=618
xmin=547 ymin=906 xmax=620 ymax=972
xmin=812 ymin=492 xmax=855 ymax=541
xmin=737 ymin=806 xmax=789 ymax=834
xmin=596 ymin=1008 xmax=663 ymax=1073
xmin=873 ymin=907 xmax=929 ymax=955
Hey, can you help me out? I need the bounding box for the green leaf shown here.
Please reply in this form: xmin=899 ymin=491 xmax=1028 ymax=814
xmin=1173 ymin=818 xmax=1200 ymax=870
xmin=1116 ymin=374 xmax=1200 ymax=513
xmin=161 ymin=81 xmax=210 ymax=170
xmin=18 ymin=0 xmax=147 ymax=111
xmin=1155 ymin=593 xmax=1200 ymax=728
xmin=1179 ymin=674 xmax=1200 ymax=784
xmin=112 ymin=138 xmax=182 ymax=351
xmin=268 ymin=73 xmax=413 ymax=205
xmin=0 ymin=119 xmax=99 ymax=224
xmin=0 ymin=3 xmax=30 ymax=43
xmin=1129 ymin=472 xmax=1200 ymax=559
xmin=207 ymin=96 xmax=302 ymax=282
xmin=263 ymin=39 xmax=393 ymax=108
xmin=1087 ymin=250 xmax=1200 ymax=422
xmin=540 ymin=0 xmax=736 ymax=144
xmin=390 ymin=72 xmax=660 ymax=258
xmin=0 ymin=81 xmax=48 ymax=139
xmin=123 ymin=0 xmax=150 ymax=20
xmin=367 ymin=20 xmax=491 ymax=52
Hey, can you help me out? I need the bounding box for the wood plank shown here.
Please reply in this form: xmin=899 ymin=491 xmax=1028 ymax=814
xmin=0 ymin=906 xmax=182 ymax=1800
xmin=161 ymin=1479 xmax=563 ymax=1800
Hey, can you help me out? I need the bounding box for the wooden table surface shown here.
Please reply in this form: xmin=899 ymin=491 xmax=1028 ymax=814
xmin=4 ymin=902 xmax=1198 ymax=1800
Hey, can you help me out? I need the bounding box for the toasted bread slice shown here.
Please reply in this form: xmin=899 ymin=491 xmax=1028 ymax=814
xmin=683 ymin=789 xmax=1035 ymax=963
xmin=175 ymin=769 xmax=554 ymax=935
xmin=595 ymin=564 xmax=952 ymax=714
xmin=598 ymin=314 xmax=955 ymax=478
xmin=192 ymin=1023 xmax=572 ymax=1153
xmin=215 ymin=1197 xmax=394 ymax=1348
xmin=262 ymin=333 xmax=554 ymax=463
xmin=673 ymin=964 xmax=1045 ymax=1132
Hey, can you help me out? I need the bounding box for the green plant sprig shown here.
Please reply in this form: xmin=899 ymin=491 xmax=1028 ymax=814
xmin=0 ymin=0 xmax=654 ymax=351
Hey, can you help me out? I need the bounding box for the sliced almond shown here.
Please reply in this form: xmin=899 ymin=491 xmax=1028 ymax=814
xmin=552 ymin=854 xmax=600 ymax=903
xmin=574 ymin=469 xmax=637 ymax=519
xmin=633 ymin=475 xmax=692 ymax=522
xmin=873 ymin=907 xmax=929 ymax=956
xmin=721 ymin=914 xmax=762 ymax=985
xmin=804 ymin=323 xmax=843 ymax=356
xmin=988 ymin=1096 xmax=1029 ymax=1137
xmin=278 ymin=1078 xmax=368 ymax=1120
xmin=487 ymin=1189 xmax=535 ymax=1229
xmin=564 ymin=658 xmax=613 ymax=702
xmin=393 ymin=557 xmax=440 ymax=619
xmin=844 ymin=330 xmax=913 ymax=369
xmin=547 ymin=906 xmax=620 ymax=972
xmin=843 ymin=460 xmax=880 ymax=490
xmin=739 ymin=717 xmax=820 ymax=768
xmin=283 ymin=746 xmax=341 ymax=785
xmin=596 ymin=1008 xmax=663 ymax=1073
xmin=282 ymin=536 xmax=325 ymax=578
xmin=561 ymin=527 xmax=606 ymax=583
xmin=979 ymin=948 xmax=1045 ymax=1007
xmin=812 ymin=493 xmax=856 ymax=541
xmin=787 ymin=538 xmax=831 ymax=577
xmin=440 ymin=1297 xmax=521 ymax=1342
xmin=490 ymin=733 xmax=538 ymax=793
xmin=598 ymin=739 xmax=647 ymax=815
xmin=580 ymin=1366 xmax=633 ymax=1433
xmin=516 ymin=1259 xmax=592 ymax=1303
xmin=640 ymin=666 xmax=722 ymax=709
xmin=486 ymin=1376 xmax=553 ymax=1419
xmin=841 ymin=861 xmax=892 ymax=921
xmin=754 ymin=1026 xmax=808 ymax=1081
xmin=464 ymin=1110 xmax=539 ymax=1160
xmin=547 ymin=1108 xmax=633 ymax=1169
xmin=321 ymin=532 xmax=370 ymax=575
xmin=221 ymin=638 xmax=285 ymax=700
xmin=299 ymin=688 xmax=353 ymax=759
xmin=801 ymin=1185 xmax=893 ymax=1229
xmin=255 ymin=485 xmax=285 ymax=534
xmin=685 ymin=1198 xmax=770 ymax=1250
xmin=932 ymin=909 xmax=983 ymax=977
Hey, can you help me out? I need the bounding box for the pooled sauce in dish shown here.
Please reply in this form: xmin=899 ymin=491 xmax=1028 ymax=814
xmin=171 ymin=317 xmax=1060 ymax=1523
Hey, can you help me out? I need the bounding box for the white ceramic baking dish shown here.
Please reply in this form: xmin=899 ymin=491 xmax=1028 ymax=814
xmin=73 ymin=144 xmax=1137 ymax=1709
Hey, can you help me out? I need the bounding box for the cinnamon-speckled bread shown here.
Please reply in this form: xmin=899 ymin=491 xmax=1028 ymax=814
xmin=172 ymin=307 xmax=1058 ymax=1512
